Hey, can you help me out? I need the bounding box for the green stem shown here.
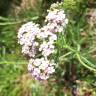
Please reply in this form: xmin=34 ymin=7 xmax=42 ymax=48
xmin=65 ymin=45 xmax=76 ymax=53
xmin=0 ymin=61 xmax=27 ymax=64
xmin=76 ymin=53 xmax=96 ymax=72
xmin=59 ymin=52 xmax=72 ymax=60
xmin=0 ymin=16 xmax=38 ymax=26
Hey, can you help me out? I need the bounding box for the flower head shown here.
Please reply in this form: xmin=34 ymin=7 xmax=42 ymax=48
xmin=28 ymin=58 xmax=56 ymax=80
xmin=18 ymin=3 xmax=68 ymax=81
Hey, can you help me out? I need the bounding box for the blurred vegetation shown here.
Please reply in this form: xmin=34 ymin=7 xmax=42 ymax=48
xmin=0 ymin=0 xmax=96 ymax=96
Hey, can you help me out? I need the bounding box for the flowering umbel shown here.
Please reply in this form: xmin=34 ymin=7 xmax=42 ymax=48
xmin=17 ymin=3 xmax=68 ymax=80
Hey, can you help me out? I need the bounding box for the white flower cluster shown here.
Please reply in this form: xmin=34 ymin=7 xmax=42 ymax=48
xmin=17 ymin=3 xmax=68 ymax=80
xmin=18 ymin=22 xmax=40 ymax=57
xmin=45 ymin=9 xmax=68 ymax=33
xmin=28 ymin=58 xmax=55 ymax=80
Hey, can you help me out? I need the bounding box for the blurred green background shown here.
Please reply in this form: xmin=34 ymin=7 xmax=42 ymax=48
xmin=0 ymin=0 xmax=96 ymax=96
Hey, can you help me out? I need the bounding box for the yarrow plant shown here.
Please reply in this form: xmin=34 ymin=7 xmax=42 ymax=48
xmin=17 ymin=3 xmax=68 ymax=80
